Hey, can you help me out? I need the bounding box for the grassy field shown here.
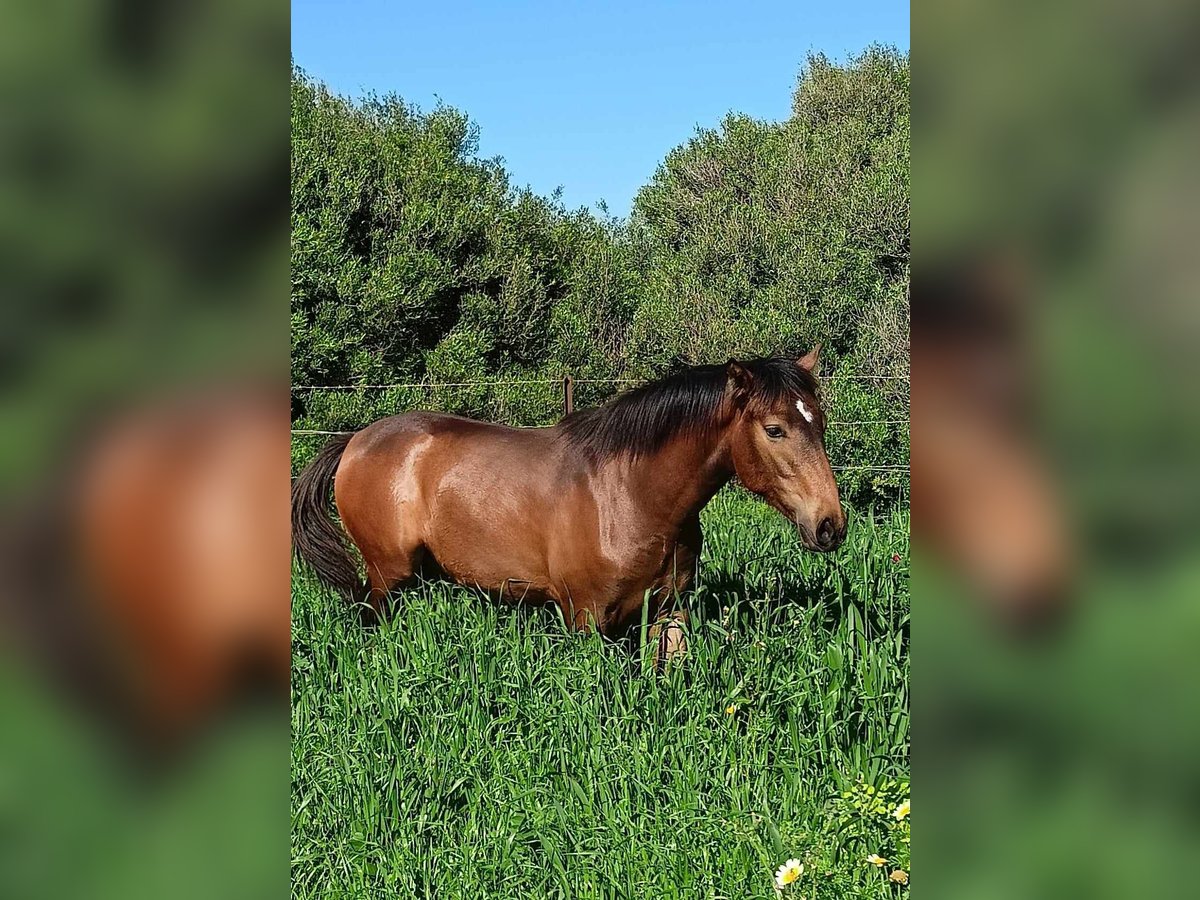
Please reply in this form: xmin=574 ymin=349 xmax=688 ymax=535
xmin=291 ymin=488 xmax=909 ymax=899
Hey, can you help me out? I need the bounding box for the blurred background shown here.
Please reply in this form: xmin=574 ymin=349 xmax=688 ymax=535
xmin=917 ymin=0 xmax=1200 ymax=896
xmin=0 ymin=1 xmax=287 ymax=898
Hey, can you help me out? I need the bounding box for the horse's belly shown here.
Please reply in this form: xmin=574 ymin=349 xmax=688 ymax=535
xmin=424 ymin=480 xmax=555 ymax=601
xmin=429 ymin=537 xmax=554 ymax=602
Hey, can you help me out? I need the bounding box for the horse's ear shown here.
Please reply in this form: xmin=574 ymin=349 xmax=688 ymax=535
xmin=726 ymin=360 xmax=753 ymax=406
xmin=797 ymin=344 xmax=821 ymax=376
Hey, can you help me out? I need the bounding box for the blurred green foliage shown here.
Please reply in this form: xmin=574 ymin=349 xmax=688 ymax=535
xmin=291 ymin=47 xmax=908 ymax=502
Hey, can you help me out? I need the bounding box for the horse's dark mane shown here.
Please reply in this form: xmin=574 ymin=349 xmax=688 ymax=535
xmin=559 ymin=356 xmax=819 ymax=461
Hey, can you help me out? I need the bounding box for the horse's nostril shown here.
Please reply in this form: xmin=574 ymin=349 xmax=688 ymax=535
xmin=817 ymin=516 xmax=835 ymax=548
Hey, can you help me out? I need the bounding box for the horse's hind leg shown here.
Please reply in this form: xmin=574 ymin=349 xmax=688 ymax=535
xmin=333 ymin=425 xmax=436 ymax=623
xmin=360 ymin=543 xmax=425 ymax=623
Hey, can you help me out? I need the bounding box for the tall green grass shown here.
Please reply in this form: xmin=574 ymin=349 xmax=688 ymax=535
xmin=291 ymin=489 xmax=909 ymax=899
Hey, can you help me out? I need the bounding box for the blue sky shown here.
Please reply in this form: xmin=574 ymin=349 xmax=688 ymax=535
xmin=292 ymin=1 xmax=908 ymax=217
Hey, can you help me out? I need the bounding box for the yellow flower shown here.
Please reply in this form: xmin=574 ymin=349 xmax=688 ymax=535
xmin=893 ymin=799 xmax=910 ymax=820
xmin=726 ymin=704 xmax=737 ymax=715
xmin=866 ymin=854 xmax=888 ymax=867
xmin=774 ymin=858 xmax=804 ymax=889
xmin=889 ymin=869 xmax=909 ymax=884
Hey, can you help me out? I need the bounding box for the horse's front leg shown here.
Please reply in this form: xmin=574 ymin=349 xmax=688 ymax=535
xmin=648 ymin=607 xmax=689 ymax=665
xmin=646 ymin=517 xmax=702 ymax=664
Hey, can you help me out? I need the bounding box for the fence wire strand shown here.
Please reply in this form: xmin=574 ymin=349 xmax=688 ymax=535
xmin=290 ymin=374 xmax=909 ymax=392
xmin=291 ymin=418 xmax=908 ymax=436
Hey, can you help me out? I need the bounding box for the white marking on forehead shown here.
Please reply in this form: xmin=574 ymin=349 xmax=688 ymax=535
xmin=796 ymin=398 xmax=815 ymax=424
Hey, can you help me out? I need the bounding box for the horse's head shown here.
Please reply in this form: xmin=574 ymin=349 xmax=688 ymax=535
xmin=726 ymin=349 xmax=846 ymax=552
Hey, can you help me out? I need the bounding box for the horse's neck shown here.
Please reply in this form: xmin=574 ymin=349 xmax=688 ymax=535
xmin=619 ymin=428 xmax=734 ymax=526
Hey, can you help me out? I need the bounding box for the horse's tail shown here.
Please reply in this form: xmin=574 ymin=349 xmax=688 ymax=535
xmin=291 ymin=432 xmax=362 ymax=598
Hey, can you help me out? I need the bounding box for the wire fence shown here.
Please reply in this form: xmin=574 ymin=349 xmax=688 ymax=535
xmin=289 ymin=374 xmax=909 ymax=393
xmin=290 ymin=374 xmax=909 ymax=476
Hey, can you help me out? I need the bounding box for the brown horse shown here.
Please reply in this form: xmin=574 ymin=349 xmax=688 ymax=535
xmin=291 ymin=351 xmax=845 ymax=648
xmin=916 ymin=257 xmax=1071 ymax=626
xmin=2 ymin=385 xmax=290 ymax=747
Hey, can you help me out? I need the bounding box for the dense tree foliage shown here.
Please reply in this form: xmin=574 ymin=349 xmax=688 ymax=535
xmin=291 ymin=48 xmax=908 ymax=502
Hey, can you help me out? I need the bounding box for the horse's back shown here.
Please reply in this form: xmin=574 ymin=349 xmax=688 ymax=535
xmin=341 ymin=411 xmax=559 ymax=483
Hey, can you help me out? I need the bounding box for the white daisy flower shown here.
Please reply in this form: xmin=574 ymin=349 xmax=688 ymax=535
xmin=774 ymin=858 xmax=804 ymax=890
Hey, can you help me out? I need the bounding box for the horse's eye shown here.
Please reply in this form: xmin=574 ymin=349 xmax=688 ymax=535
xmin=764 ymin=425 xmax=786 ymax=440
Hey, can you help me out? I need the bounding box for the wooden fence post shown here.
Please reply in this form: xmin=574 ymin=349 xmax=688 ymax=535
xmin=563 ymin=374 xmax=574 ymax=417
